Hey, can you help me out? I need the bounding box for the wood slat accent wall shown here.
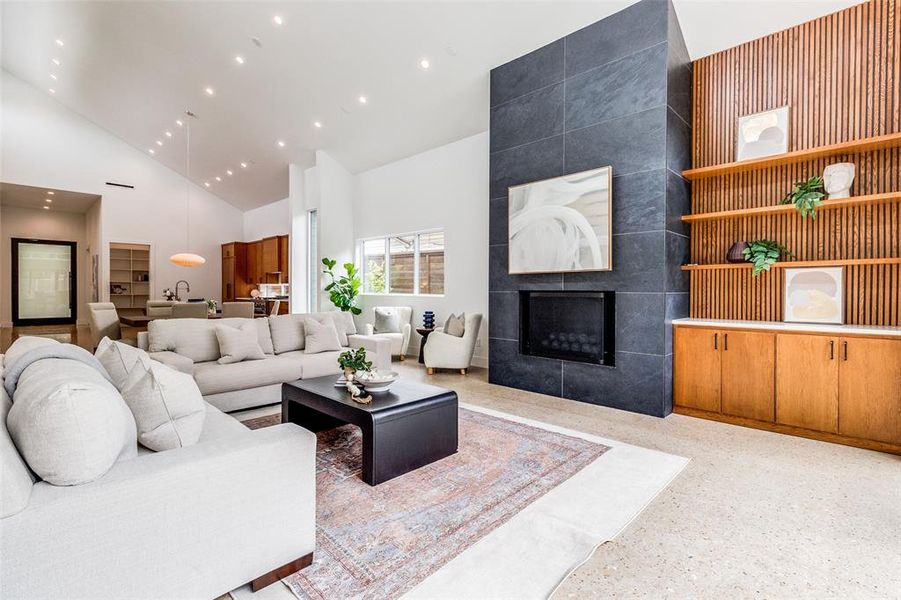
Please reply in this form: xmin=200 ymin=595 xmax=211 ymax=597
xmin=688 ymin=0 xmax=901 ymax=326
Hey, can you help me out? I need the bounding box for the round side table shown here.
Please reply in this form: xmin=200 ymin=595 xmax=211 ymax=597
xmin=416 ymin=327 xmax=435 ymax=364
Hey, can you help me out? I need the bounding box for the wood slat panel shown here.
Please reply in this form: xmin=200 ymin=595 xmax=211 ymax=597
xmin=689 ymin=0 xmax=901 ymax=326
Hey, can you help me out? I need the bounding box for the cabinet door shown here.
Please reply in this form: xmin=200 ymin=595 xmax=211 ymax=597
xmin=278 ymin=235 xmax=289 ymax=281
xmin=261 ymin=237 xmax=279 ymax=274
xmin=838 ymin=337 xmax=901 ymax=444
xmin=775 ymin=334 xmax=839 ymax=432
xmin=222 ymin=256 xmax=235 ymax=301
xmin=674 ymin=327 xmax=721 ymax=412
xmin=246 ymin=242 xmax=261 ymax=284
xmin=721 ymin=331 xmax=775 ymax=422
xmin=222 ymin=243 xmax=235 ymax=259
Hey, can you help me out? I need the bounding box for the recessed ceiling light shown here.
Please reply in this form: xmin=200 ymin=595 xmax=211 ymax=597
xmin=155 ymin=140 xmax=163 ymax=146
xmin=313 ymin=121 xmax=322 ymax=128
xmin=148 ymin=148 xmax=155 ymax=155
xmin=43 ymin=205 xmax=50 ymax=210
xmin=235 ymin=55 xmax=245 ymax=65
xmin=204 ymin=87 xmax=215 ymax=96
xmin=419 ymin=58 xmax=430 ymax=70
xmin=240 ymin=162 xmax=248 ymax=168
xmin=45 ymin=198 xmax=52 ymax=203
xmin=277 ymin=140 xmax=285 ymax=148
xmin=176 ymin=119 xmax=184 ymax=127
xmin=50 ymin=74 xmax=57 ymax=80
xmin=165 ymin=131 xmax=172 ymax=137
xmin=52 ymin=58 xmax=60 ymax=66
xmin=358 ymin=95 xmax=367 ymax=104
xmin=215 ymin=176 xmax=222 ymax=182
xmin=55 ymin=39 xmax=64 ymax=47
xmin=273 ymin=15 xmax=283 ymax=25
xmin=204 ymin=182 xmax=210 ymax=187
xmin=226 ymin=169 xmax=233 ymax=176
xmin=46 ymin=191 xmax=55 ymax=195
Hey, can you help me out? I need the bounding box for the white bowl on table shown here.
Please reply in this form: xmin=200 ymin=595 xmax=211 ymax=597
xmin=354 ymin=370 xmax=399 ymax=393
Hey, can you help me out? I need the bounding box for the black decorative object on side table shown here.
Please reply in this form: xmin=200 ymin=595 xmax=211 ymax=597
xmin=416 ymin=327 xmax=435 ymax=364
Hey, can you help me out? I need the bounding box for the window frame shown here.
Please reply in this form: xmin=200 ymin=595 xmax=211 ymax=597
xmin=358 ymin=228 xmax=445 ymax=297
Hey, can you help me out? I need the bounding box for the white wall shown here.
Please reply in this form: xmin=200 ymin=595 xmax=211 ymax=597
xmin=0 ymin=70 xmax=244 ymax=309
xmin=242 ymin=197 xmax=290 ymax=240
xmin=0 ymin=205 xmax=89 ymax=326
xmin=353 ymin=132 xmax=489 ymax=366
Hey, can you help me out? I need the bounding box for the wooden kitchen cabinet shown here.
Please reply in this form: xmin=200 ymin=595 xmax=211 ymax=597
xmin=278 ymin=234 xmax=289 ymax=281
xmin=838 ymin=337 xmax=901 ymax=445
xmin=221 ymin=242 xmax=246 ymax=301
xmin=674 ymin=327 xmax=721 ymax=413
xmin=721 ymin=330 xmax=775 ymax=422
xmin=775 ymin=334 xmax=839 ymax=433
xmin=261 ymin=236 xmax=279 ymax=275
xmin=246 ymin=241 xmax=262 ymax=285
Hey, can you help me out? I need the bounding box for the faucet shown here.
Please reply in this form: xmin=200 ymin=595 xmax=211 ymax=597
xmin=175 ymin=280 xmax=190 ymax=302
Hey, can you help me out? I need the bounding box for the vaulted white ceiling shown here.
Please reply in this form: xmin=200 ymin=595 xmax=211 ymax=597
xmin=1 ymin=1 xmax=860 ymax=211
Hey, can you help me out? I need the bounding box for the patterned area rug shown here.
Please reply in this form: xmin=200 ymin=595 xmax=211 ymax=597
xmin=242 ymin=408 xmax=608 ymax=600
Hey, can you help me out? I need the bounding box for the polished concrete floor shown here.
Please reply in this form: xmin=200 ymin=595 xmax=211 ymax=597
xmin=5 ymin=326 xmax=899 ymax=598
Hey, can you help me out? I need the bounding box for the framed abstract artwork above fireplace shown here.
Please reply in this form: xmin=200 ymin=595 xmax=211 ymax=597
xmin=508 ymin=166 xmax=613 ymax=274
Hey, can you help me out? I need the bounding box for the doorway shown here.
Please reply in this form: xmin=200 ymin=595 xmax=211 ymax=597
xmin=11 ymin=238 xmax=77 ymax=326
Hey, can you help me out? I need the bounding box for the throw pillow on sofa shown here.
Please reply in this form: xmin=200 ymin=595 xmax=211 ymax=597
xmin=7 ymin=358 xmax=138 ymax=486
xmin=120 ymin=360 xmax=205 ymax=452
xmin=216 ymin=322 xmax=266 ymax=364
xmin=374 ymin=307 xmax=401 ymax=333
xmin=95 ymin=336 xmax=151 ymax=389
xmin=445 ymin=313 xmax=466 ymax=337
xmin=303 ymin=317 xmax=342 ymax=354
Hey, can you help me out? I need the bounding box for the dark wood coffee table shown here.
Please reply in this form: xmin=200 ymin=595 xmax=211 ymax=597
xmin=282 ymin=375 xmax=458 ymax=485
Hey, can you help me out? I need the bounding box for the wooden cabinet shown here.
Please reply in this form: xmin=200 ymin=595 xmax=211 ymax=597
xmin=838 ymin=337 xmax=901 ymax=445
xmin=261 ymin=236 xmax=279 ymax=275
xmin=246 ymin=241 xmax=262 ymax=285
xmin=722 ymin=330 xmax=775 ymax=422
xmin=278 ymin=234 xmax=289 ymax=281
xmin=775 ymin=334 xmax=839 ymax=432
xmin=674 ymin=327 xmax=721 ymax=412
xmin=674 ymin=324 xmax=901 ymax=454
xmin=221 ymin=242 xmax=246 ymax=301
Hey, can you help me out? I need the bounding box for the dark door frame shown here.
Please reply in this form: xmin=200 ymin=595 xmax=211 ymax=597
xmin=11 ymin=238 xmax=78 ymax=326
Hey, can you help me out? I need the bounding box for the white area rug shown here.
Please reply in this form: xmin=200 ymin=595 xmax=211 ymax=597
xmin=231 ymin=403 xmax=688 ymax=600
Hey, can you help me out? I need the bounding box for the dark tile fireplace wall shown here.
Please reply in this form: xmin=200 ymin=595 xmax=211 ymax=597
xmin=487 ymin=0 xmax=692 ymax=417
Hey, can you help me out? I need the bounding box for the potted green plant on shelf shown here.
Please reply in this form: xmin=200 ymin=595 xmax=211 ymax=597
xmin=781 ymin=176 xmax=825 ymax=218
xmin=743 ymin=239 xmax=794 ymax=276
xmin=321 ymin=258 xmax=362 ymax=315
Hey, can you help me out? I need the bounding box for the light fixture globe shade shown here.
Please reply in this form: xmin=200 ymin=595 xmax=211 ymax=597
xmin=169 ymin=252 xmax=206 ymax=267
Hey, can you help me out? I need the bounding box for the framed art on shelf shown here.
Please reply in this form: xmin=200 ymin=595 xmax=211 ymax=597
xmin=507 ymin=165 xmax=612 ymax=274
xmin=784 ymin=266 xmax=844 ymax=324
xmin=736 ymin=106 xmax=790 ymax=161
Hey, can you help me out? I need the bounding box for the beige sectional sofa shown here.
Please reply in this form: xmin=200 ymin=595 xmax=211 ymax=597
xmin=137 ymin=312 xmax=391 ymax=412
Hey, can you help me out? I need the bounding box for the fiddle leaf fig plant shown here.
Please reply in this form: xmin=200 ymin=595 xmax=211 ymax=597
xmin=781 ymin=176 xmax=825 ymax=219
xmin=743 ymin=239 xmax=794 ymax=277
xmin=322 ymin=257 xmax=362 ymax=315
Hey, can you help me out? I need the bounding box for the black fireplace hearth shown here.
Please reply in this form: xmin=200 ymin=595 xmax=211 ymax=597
xmin=520 ymin=291 xmax=615 ymax=366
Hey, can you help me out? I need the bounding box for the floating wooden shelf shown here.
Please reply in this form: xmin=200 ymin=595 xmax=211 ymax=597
xmin=682 ymin=257 xmax=901 ymax=271
xmin=681 ymin=192 xmax=901 ymax=223
xmin=681 ymin=132 xmax=901 ymax=181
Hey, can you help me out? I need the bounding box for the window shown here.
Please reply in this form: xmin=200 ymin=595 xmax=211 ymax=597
xmin=307 ymin=210 xmax=318 ymax=311
xmin=359 ymin=230 xmax=444 ymax=295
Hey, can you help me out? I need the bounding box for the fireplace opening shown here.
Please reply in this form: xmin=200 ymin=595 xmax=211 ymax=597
xmin=520 ymin=291 xmax=615 ymax=366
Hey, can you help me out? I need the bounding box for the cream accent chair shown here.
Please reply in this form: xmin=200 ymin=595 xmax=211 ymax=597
xmin=424 ymin=313 xmax=482 ymax=375
xmin=86 ymin=302 xmax=135 ymax=349
xmin=172 ymin=302 xmax=209 ymax=319
xmin=221 ymin=302 xmax=254 ymax=318
xmin=363 ymin=306 xmax=413 ymax=361
xmin=146 ymin=300 xmax=176 ymax=317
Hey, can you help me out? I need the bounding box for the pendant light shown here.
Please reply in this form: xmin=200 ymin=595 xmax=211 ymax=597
xmin=170 ymin=110 xmax=206 ymax=267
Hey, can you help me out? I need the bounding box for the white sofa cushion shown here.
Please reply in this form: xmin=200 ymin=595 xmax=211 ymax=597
xmin=216 ymin=322 xmax=266 ymax=365
xmin=269 ymin=314 xmax=306 ymax=354
xmin=149 ymin=318 xmax=273 ymax=363
xmin=8 ymin=358 xmax=137 ymax=486
xmin=277 ymin=350 xmax=344 ymax=379
xmin=0 ymin=362 xmax=34 ymax=518
xmin=3 ymin=336 xmax=59 ymax=368
xmin=192 ymin=356 xmax=304 ymax=396
xmin=95 ymin=337 xmax=151 ymax=389
xmin=120 ymin=360 xmax=206 ymax=452
xmin=304 ymin=317 xmax=342 ymax=353
xmin=322 ymin=311 xmax=357 ymax=345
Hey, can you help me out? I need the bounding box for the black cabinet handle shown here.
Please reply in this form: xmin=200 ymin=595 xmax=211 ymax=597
xmin=714 ymin=332 xmax=718 ymax=350
xmin=843 ymin=341 xmax=848 ymax=361
xmin=829 ymin=340 xmax=834 ymax=360
xmin=724 ymin=333 xmax=729 ymax=351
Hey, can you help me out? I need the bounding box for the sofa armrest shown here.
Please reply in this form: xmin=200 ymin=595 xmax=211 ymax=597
xmin=423 ymin=330 xmax=473 ymax=368
xmin=148 ymin=351 xmax=194 ymax=375
xmin=137 ymin=331 xmax=149 ymax=351
xmin=364 ymin=323 xmax=374 ymax=336
xmin=1 ymin=424 xmax=316 ymax=600
xmin=402 ymin=323 xmax=412 ymax=355
xmin=347 ymin=334 xmax=391 ymax=372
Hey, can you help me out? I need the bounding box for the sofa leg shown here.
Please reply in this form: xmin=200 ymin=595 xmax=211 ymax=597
xmin=400 ymin=354 xmax=406 ymax=361
xmin=427 ymin=368 xmax=434 ymax=375
xmin=460 ymin=369 xmax=467 ymax=375
xmin=250 ymin=552 xmax=313 ymax=592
